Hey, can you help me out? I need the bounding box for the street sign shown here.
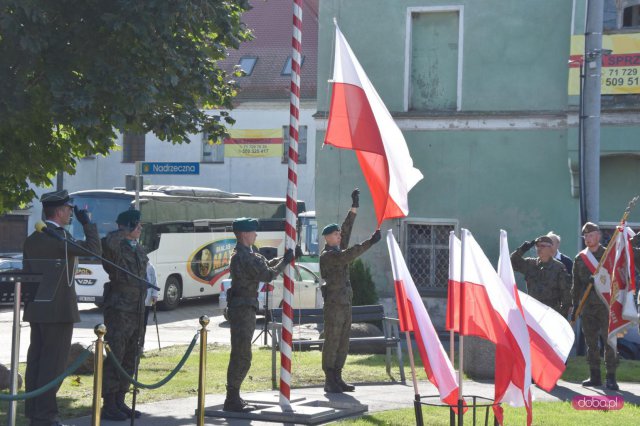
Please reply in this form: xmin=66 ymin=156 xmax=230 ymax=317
xmin=141 ymin=162 xmax=200 ymax=175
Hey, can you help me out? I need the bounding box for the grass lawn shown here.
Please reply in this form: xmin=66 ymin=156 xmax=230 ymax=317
xmin=2 ymin=342 xmax=639 ymax=426
xmin=337 ymin=402 xmax=640 ymax=426
xmin=0 ymin=343 xmax=405 ymax=425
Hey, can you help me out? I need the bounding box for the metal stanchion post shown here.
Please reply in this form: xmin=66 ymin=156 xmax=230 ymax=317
xmin=197 ymin=315 xmax=209 ymax=426
xmin=92 ymin=324 xmax=107 ymax=426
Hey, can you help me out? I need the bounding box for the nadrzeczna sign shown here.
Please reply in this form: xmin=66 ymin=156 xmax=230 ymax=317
xmin=141 ymin=162 xmax=200 ymax=175
xmin=207 ymin=129 xmax=283 ymax=158
xmin=568 ymin=33 xmax=640 ymax=95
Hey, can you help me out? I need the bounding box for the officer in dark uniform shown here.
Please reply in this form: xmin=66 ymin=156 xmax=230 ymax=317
xmin=23 ymin=190 xmax=100 ymax=426
xmin=319 ymin=189 xmax=380 ymax=393
xmin=224 ymin=218 xmax=294 ymax=412
xmin=511 ymin=235 xmax=571 ymax=316
xmin=101 ymin=209 xmax=149 ymax=420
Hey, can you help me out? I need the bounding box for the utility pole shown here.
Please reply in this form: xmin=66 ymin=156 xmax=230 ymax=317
xmin=582 ymin=0 xmax=604 ymax=225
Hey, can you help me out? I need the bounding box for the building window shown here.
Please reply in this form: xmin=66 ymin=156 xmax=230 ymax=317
xmin=404 ymin=7 xmax=463 ymax=111
xmin=402 ymin=220 xmax=457 ymax=296
xmin=122 ymin=132 xmax=145 ymax=163
xmin=623 ymin=5 xmax=640 ymax=27
xmin=282 ymin=125 xmax=307 ymax=164
xmin=202 ymin=134 xmax=224 ymax=163
xmin=281 ymin=55 xmax=306 ymax=76
xmin=238 ymin=57 xmax=257 ymax=76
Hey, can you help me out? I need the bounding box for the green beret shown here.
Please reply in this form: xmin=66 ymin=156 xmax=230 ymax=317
xmin=233 ymin=217 xmax=259 ymax=232
xmin=582 ymin=222 xmax=600 ymax=234
xmin=116 ymin=209 xmax=141 ymax=226
xmin=41 ymin=190 xmax=74 ymax=207
xmin=322 ymin=223 xmax=340 ymax=236
xmin=534 ymin=236 xmax=554 ymax=246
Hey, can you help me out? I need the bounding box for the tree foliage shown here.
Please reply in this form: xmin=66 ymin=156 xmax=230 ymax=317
xmin=349 ymin=258 xmax=379 ymax=306
xmin=0 ymin=0 xmax=251 ymax=212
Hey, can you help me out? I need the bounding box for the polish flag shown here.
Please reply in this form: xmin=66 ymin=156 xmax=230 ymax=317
xmin=496 ymin=231 xmax=574 ymax=392
xmin=458 ymin=229 xmax=531 ymax=426
xmin=386 ymin=230 xmax=460 ymax=407
xmin=325 ymin=26 xmax=423 ymax=226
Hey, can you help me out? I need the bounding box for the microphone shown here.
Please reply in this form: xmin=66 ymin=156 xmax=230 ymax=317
xmin=35 ymin=221 xmax=64 ymax=241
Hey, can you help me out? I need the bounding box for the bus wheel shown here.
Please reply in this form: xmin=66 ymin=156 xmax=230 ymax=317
xmin=159 ymin=276 xmax=181 ymax=311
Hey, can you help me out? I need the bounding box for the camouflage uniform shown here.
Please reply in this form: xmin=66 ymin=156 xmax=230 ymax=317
xmin=511 ymin=247 xmax=571 ymax=316
xmin=101 ymin=230 xmax=149 ymax=394
xmin=572 ymin=245 xmax=616 ymax=372
xmin=226 ymin=244 xmax=287 ymax=389
xmin=319 ymin=211 xmax=375 ymax=372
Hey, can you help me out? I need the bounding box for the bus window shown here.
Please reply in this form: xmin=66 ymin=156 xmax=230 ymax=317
xmin=69 ymin=195 xmax=132 ymax=239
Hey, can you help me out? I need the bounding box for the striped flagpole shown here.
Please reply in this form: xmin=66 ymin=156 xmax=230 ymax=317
xmin=279 ymin=0 xmax=302 ymax=410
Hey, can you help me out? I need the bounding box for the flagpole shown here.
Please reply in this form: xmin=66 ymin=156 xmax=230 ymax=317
xmin=448 ymin=231 xmax=455 ymax=364
xmin=279 ymin=0 xmax=302 ymax=410
xmin=457 ymin=229 xmax=466 ymax=426
xmin=572 ymin=195 xmax=639 ymax=324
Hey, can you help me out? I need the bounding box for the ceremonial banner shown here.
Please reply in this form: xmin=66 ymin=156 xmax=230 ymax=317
xmin=222 ymin=129 xmax=283 ymax=158
xmin=386 ymin=230 xmax=460 ymax=407
xmin=325 ymin=26 xmax=423 ymax=226
xmin=569 ymin=33 xmax=640 ymax=95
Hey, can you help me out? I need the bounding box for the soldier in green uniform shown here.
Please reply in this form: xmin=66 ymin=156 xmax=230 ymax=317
xmin=511 ymin=235 xmax=571 ymax=316
xmin=320 ymin=189 xmax=381 ymax=393
xmin=571 ymin=222 xmax=618 ymax=389
xmin=224 ymin=218 xmax=294 ymax=412
xmin=23 ymin=190 xmax=100 ymax=426
xmin=101 ymin=209 xmax=149 ymax=420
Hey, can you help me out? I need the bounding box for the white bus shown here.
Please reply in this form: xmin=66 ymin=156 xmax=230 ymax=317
xmin=69 ymin=186 xmax=306 ymax=310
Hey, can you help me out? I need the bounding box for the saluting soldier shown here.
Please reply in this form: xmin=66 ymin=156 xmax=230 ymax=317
xmin=101 ymin=209 xmax=149 ymax=420
xmin=511 ymin=235 xmax=571 ymax=317
xmin=23 ymin=190 xmax=100 ymax=426
xmin=224 ymin=218 xmax=294 ymax=412
xmin=320 ymin=188 xmax=380 ymax=393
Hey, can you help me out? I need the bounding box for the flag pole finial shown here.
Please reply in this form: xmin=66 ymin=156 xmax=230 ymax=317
xmin=333 ymin=16 xmax=338 ymax=26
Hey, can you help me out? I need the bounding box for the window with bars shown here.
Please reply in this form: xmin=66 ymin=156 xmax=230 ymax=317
xmin=403 ymin=221 xmax=456 ymax=296
xmin=282 ymin=125 xmax=307 ymax=164
xmin=122 ymin=132 xmax=145 ymax=163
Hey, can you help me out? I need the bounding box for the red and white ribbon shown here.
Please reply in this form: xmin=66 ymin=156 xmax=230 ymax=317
xmin=280 ymin=0 xmax=302 ymax=410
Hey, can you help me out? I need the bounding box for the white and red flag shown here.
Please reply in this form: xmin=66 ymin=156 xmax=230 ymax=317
xmin=325 ymin=26 xmax=423 ymax=226
xmin=386 ymin=230 xmax=460 ymax=407
xmin=496 ymin=231 xmax=574 ymax=393
xmin=447 ymin=230 xmax=531 ymax=425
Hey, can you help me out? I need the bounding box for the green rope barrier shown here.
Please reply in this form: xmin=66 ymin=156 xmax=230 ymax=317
xmin=0 ymin=349 xmax=92 ymax=401
xmin=105 ymin=332 xmax=199 ymax=389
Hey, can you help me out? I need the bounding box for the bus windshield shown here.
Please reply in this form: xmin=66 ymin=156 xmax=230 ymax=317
xmin=69 ymin=195 xmax=133 ymax=239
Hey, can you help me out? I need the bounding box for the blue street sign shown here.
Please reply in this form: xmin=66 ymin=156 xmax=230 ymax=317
xmin=141 ymin=162 xmax=200 ymax=175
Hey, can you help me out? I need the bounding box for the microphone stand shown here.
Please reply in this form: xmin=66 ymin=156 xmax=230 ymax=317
xmin=39 ymin=226 xmax=160 ymax=291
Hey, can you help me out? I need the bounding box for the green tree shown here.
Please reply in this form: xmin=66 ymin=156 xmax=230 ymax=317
xmin=0 ymin=0 xmax=251 ymax=211
xmin=349 ymin=258 xmax=378 ymax=306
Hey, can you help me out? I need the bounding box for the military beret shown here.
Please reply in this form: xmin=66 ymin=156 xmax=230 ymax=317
xmin=534 ymin=236 xmax=554 ymax=246
xmin=322 ymin=223 xmax=340 ymax=236
xmin=41 ymin=190 xmax=74 ymax=207
xmin=582 ymin=222 xmax=600 ymax=234
xmin=116 ymin=209 xmax=141 ymax=226
xmin=232 ymin=217 xmax=259 ymax=232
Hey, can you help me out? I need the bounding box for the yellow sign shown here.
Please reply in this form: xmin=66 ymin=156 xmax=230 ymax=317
xmin=219 ymin=129 xmax=283 ymax=158
xmin=569 ymin=33 xmax=640 ymax=95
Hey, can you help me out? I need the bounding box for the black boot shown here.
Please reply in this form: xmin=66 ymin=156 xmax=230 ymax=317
xmin=223 ymin=386 xmax=255 ymax=412
xmin=101 ymin=393 xmax=128 ymax=421
xmin=605 ymin=373 xmax=619 ymax=391
xmin=323 ymin=369 xmax=343 ymax=393
xmin=116 ymin=391 xmax=142 ymax=418
xmin=335 ymin=369 xmax=355 ymax=392
xmin=582 ymin=368 xmax=602 ymax=387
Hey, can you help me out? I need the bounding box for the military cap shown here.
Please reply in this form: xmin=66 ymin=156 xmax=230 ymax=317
xmin=534 ymin=235 xmax=554 ymax=246
xmin=582 ymin=222 xmax=600 ymax=234
xmin=322 ymin=223 xmax=340 ymax=236
xmin=41 ymin=189 xmax=74 ymax=207
xmin=232 ymin=217 xmax=259 ymax=232
xmin=116 ymin=209 xmax=141 ymax=226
